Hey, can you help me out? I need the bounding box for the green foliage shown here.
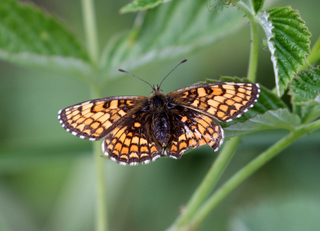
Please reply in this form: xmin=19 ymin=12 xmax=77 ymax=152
xmin=120 ymin=0 xmax=165 ymax=13
xmin=289 ymin=66 xmax=320 ymax=105
xmin=1 ymin=0 xmax=320 ymax=231
xmin=100 ymin=0 xmax=245 ymax=77
xmin=224 ymin=108 xmax=301 ymax=137
xmin=295 ymin=104 xmax=320 ymax=124
xmin=258 ymin=6 xmax=311 ymax=96
xmin=289 ymin=66 xmax=320 ymax=124
xmin=252 ymin=0 xmax=265 ymax=14
xmin=0 ymin=0 xmax=90 ymax=74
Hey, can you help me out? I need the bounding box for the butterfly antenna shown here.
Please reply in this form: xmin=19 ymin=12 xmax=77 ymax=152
xmin=159 ymin=59 xmax=188 ymax=88
xmin=118 ymin=68 xmax=153 ymax=89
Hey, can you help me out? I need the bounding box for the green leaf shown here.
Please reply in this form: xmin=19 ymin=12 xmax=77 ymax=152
xmin=294 ymin=104 xmax=320 ymax=124
xmin=252 ymin=0 xmax=265 ymax=14
xmin=101 ymin=0 xmax=247 ymax=77
xmin=289 ymin=66 xmax=320 ymax=105
xmin=205 ymin=77 xmax=288 ymax=126
xmin=292 ymin=66 xmax=320 ymax=123
xmin=257 ymin=7 xmax=311 ymax=96
xmin=224 ymin=108 xmax=301 ymax=138
xmin=0 ymin=0 xmax=91 ymax=75
xmin=120 ymin=0 xmax=165 ymax=14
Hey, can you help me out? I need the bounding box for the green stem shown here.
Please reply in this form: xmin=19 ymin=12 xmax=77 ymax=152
xmin=236 ymin=1 xmax=259 ymax=82
xmin=82 ymin=0 xmax=99 ymax=67
xmin=93 ymin=142 xmax=108 ymax=231
xmin=91 ymin=85 xmax=108 ymax=231
xmin=300 ymin=36 xmax=320 ymax=71
xmin=81 ymin=1 xmax=106 ymax=231
xmin=247 ymin=15 xmax=259 ymax=82
xmin=184 ymin=120 xmax=320 ymax=231
xmin=167 ymin=136 xmax=241 ymax=230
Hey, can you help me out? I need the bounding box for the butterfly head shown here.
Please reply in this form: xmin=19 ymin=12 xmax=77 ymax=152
xmin=151 ymin=85 xmax=163 ymax=93
xmin=148 ymin=85 xmax=169 ymax=115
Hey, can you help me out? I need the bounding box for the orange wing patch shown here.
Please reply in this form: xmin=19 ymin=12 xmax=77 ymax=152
xmin=166 ymin=107 xmax=224 ymax=159
xmin=102 ymin=113 xmax=163 ymax=165
xmin=169 ymin=82 xmax=260 ymax=122
xmin=58 ymin=96 xmax=147 ymax=140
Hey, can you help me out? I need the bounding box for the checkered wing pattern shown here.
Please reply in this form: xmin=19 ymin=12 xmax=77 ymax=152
xmin=168 ymin=82 xmax=260 ymax=122
xmin=102 ymin=111 xmax=163 ymax=165
xmin=58 ymin=96 xmax=147 ymax=140
xmin=58 ymin=81 xmax=260 ymax=166
xmin=166 ymin=106 xmax=224 ymax=158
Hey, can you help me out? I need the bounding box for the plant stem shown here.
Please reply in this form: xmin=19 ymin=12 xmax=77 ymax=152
xmin=81 ymin=1 xmax=107 ymax=231
xmin=236 ymin=1 xmax=259 ymax=82
xmin=183 ymin=119 xmax=320 ymax=231
xmin=167 ymin=136 xmax=241 ymax=230
xmin=91 ymin=84 xmax=108 ymax=231
xmin=93 ymin=137 xmax=108 ymax=231
xmin=247 ymin=17 xmax=259 ymax=82
xmin=300 ymin=36 xmax=320 ymax=71
xmin=82 ymin=0 xmax=99 ymax=67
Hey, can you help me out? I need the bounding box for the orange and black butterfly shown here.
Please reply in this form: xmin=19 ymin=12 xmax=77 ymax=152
xmin=58 ymin=59 xmax=260 ymax=166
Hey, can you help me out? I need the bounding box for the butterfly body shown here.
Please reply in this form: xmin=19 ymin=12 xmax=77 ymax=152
xmin=150 ymin=87 xmax=178 ymax=146
xmin=58 ymin=80 xmax=260 ymax=166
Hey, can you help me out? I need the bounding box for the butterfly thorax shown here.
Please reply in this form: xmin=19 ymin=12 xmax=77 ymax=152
xmin=149 ymin=89 xmax=171 ymax=147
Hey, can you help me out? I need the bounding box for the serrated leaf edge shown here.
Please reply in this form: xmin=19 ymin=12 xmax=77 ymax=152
xmin=289 ymin=66 xmax=320 ymax=105
xmin=257 ymin=11 xmax=280 ymax=96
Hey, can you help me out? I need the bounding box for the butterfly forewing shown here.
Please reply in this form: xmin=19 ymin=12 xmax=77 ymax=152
xmin=168 ymin=82 xmax=260 ymax=122
xmin=58 ymin=96 xmax=147 ymax=140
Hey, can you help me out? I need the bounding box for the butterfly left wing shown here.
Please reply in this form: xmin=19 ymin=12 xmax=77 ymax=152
xmin=167 ymin=82 xmax=260 ymax=122
xmin=58 ymin=96 xmax=147 ymax=140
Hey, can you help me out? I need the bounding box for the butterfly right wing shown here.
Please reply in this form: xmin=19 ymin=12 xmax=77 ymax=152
xmin=58 ymin=96 xmax=147 ymax=140
xmin=165 ymin=106 xmax=224 ymax=159
xmin=167 ymin=82 xmax=260 ymax=122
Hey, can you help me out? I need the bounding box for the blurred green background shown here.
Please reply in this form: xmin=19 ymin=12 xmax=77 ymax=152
xmin=0 ymin=0 xmax=320 ymax=230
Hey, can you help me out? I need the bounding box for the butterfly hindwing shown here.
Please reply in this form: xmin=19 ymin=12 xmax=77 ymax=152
xmin=102 ymin=111 xmax=163 ymax=165
xmin=166 ymin=106 xmax=224 ymax=159
xmin=168 ymin=82 xmax=260 ymax=122
xmin=58 ymin=96 xmax=147 ymax=140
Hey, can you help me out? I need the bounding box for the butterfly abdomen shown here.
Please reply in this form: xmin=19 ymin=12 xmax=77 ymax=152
xmin=153 ymin=114 xmax=170 ymax=146
xmin=149 ymin=90 xmax=171 ymax=146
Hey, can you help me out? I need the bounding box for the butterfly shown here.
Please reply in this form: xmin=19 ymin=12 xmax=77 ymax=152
xmin=58 ymin=59 xmax=260 ymax=166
